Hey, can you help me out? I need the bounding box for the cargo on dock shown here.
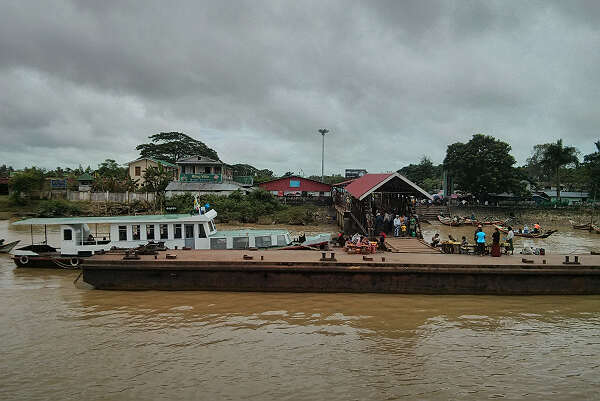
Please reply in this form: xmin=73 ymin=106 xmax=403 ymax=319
xmin=81 ymin=250 xmax=600 ymax=294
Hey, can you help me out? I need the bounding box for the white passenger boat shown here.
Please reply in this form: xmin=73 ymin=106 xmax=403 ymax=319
xmin=10 ymin=209 xmax=330 ymax=268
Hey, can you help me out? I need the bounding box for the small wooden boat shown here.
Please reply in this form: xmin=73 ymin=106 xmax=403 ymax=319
xmin=569 ymin=220 xmax=593 ymax=231
xmin=0 ymin=239 xmax=20 ymax=253
xmin=592 ymin=225 xmax=600 ymax=234
xmin=437 ymin=215 xmax=463 ymax=226
xmin=463 ymin=217 xmax=507 ymax=226
xmin=494 ymin=225 xmax=557 ymax=238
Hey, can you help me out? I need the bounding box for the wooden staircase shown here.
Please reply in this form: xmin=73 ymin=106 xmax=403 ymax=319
xmin=414 ymin=205 xmax=450 ymax=221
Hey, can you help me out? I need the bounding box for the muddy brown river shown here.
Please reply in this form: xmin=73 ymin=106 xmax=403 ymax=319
xmin=1 ymin=220 xmax=600 ymax=400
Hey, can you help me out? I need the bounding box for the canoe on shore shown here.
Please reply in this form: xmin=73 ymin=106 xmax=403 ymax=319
xmin=569 ymin=220 xmax=593 ymax=230
xmin=437 ymin=215 xmax=463 ymax=226
xmin=494 ymin=225 xmax=557 ymax=238
xmin=463 ymin=217 xmax=507 ymax=226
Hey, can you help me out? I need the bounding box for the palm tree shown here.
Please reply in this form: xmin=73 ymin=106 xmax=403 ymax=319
xmin=541 ymin=139 xmax=579 ymax=203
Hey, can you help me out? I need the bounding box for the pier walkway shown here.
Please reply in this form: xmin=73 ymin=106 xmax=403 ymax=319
xmin=385 ymin=237 xmax=441 ymax=254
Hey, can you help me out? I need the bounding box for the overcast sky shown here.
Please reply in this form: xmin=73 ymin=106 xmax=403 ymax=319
xmin=1 ymin=1 xmax=599 ymax=176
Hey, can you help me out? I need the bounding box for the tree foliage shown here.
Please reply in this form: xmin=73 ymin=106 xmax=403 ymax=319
xmin=443 ymin=134 xmax=520 ymax=198
xmin=9 ymin=167 xmax=46 ymax=202
xmin=583 ymin=140 xmax=600 ymax=200
xmin=96 ymin=159 xmax=127 ymax=179
xmin=398 ymin=156 xmax=443 ymax=193
xmin=136 ymin=132 xmax=219 ymax=164
xmin=540 ymin=139 xmax=579 ymax=201
xmin=142 ymin=165 xmax=174 ymax=211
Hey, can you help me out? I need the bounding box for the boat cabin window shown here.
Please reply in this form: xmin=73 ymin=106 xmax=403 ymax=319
xmin=160 ymin=224 xmax=168 ymax=239
xmin=277 ymin=234 xmax=287 ymax=246
xmin=209 ymin=220 xmax=216 ymax=232
xmin=146 ymin=225 xmax=155 ymax=240
xmin=118 ymin=226 xmax=127 ymax=241
xmin=132 ymin=225 xmax=141 ymax=240
xmin=233 ymin=237 xmax=249 ymax=249
xmin=210 ymin=238 xmax=227 ymax=249
xmin=63 ymin=229 xmax=72 ymax=241
xmin=174 ymin=224 xmax=182 ymax=239
xmin=255 ymin=235 xmax=272 ymax=248
xmin=198 ymin=224 xmax=207 ymax=238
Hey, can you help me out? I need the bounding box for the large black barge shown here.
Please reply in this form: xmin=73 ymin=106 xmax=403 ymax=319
xmin=81 ymin=250 xmax=600 ymax=295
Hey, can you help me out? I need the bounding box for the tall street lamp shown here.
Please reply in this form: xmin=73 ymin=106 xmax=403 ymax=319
xmin=318 ymin=128 xmax=329 ymax=182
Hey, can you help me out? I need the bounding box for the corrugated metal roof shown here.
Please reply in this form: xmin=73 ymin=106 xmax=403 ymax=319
xmin=127 ymin=157 xmax=178 ymax=168
xmin=12 ymin=209 xmax=217 ymax=225
xmin=344 ymin=173 xmax=432 ymax=200
xmin=540 ymin=190 xmax=589 ymax=198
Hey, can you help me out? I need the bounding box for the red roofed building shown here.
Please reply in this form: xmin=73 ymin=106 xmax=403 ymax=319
xmin=259 ymin=176 xmax=332 ymax=198
xmin=332 ymin=173 xmax=432 ymax=235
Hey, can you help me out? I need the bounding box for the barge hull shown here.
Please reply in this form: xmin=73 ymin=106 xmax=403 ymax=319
xmin=82 ymin=265 xmax=600 ymax=294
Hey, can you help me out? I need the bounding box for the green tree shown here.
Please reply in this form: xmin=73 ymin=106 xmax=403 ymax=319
xmin=398 ymin=156 xmax=443 ymax=191
xmin=0 ymin=164 xmax=14 ymax=177
xmin=9 ymin=167 xmax=46 ymax=203
xmin=583 ymin=140 xmax=600 ymax=201
xmin=143 ymin=165 xmax=173 ymax=211
xmin=136 ymin=132 xmax=219 ymax=164
xmin=96 ymin=159 xmax=127 ymax=179
xmin=443 ymin=134 xmax=520 ymax=199
xmin=540 ymin=139 xmax=579 ymax=202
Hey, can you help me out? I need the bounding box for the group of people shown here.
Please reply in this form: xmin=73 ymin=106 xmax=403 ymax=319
xmin=515 ymin=223 xmax=541 ymax=234
xmin=373 ymin=211 xmax=420 ymax=238
xmin=431 ymin=225 xmax=516 ymax=256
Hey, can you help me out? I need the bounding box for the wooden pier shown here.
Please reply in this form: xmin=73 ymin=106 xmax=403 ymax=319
xmin=82 ymin=249 xmax=600 ymax=294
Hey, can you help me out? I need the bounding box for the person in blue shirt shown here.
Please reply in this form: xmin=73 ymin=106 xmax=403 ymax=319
xmin=475 ymin=227 xmax=486 ymax=256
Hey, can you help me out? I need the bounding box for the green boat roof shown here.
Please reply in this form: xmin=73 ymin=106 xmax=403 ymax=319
xmin=12 ymin=210 xmax=217 ymax=226
xmin=212 ymin=229 xmax=289 ymax=237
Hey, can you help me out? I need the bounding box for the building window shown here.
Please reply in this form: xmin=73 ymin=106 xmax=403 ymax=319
xmin=160 ymin=224 xmax=168 ymax=240
xmin=204 ymin=167 xmax=211 ymax=173
xmin=209 ymin=220 xmax=216 ymax=232
xmin=119 ymin=226 xmax=127 ymax=241
xmin=289 ymin=180 xmax=300 ymax=188
xmin=146 ymin=225 xmax=155 ymax=240
xmin=63 ymin=229 xmax=72 ymax=241
xmin=174 ymin=224 xmax=182 ymax=239
xmin=198 ymin=224 xmax=207 ymax=238
xmin=214 ymin=166 xmax=221 ymax=174
xmin=132 ymin=225 xmax=141 ymax=240
xmin=135 ymin=166 xmax=141 ymax=176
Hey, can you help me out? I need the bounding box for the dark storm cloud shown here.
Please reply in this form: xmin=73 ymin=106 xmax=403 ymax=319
xmin=1 ymin=0 xmax=599 ymax=174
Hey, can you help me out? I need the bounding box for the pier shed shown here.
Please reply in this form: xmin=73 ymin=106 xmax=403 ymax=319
xmin=333 ymin=173 xmax=432 ymax=235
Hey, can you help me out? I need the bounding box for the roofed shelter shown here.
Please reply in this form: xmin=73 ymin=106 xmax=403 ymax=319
xmin=333 ymin=173 xmax=432 ymax=235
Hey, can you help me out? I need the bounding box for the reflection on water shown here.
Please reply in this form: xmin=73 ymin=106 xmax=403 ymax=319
xmin=1 ymin=220 xmax=600 ymax=400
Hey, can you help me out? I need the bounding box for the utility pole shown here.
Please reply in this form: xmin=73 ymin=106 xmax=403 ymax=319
xmin=318 ymin=129 xmax=329 ymax=182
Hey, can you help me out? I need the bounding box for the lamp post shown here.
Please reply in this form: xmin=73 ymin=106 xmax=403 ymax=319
xmin=318 ymin=128 xmax=329 ymax=182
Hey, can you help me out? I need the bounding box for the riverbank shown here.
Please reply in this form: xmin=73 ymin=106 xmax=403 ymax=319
xmin=0 ymin=195 xmax=335 ymax=226
xmin=449 ymin=205 xmax=600 ymax=226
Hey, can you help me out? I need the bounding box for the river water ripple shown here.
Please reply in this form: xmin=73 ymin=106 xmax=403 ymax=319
xmin=1 ymin=221 xmax=600 ymax=400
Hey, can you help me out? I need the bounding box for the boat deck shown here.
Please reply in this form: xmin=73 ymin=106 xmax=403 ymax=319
xmin=87 ymin=249 xmax=600 ymax=269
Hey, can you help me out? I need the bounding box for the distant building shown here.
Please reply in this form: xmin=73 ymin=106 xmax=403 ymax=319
xmin=539 ymin=190 xmax=589 ymax=205
xmin=77 ymin=173 xmax=94 ymax=192
xmin=259 ymin=176 xmax=332 ymax=197
xmin=345 ymin=169 xmax=367 ymax=179
xmin=177 ymin=156 xmax=234 ymax=182
xmin=128 ymin=157 xmax=178 ymax=187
